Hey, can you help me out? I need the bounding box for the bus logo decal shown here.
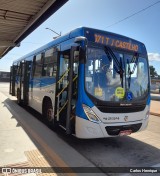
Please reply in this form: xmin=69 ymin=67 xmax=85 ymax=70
xmin=126 ymin=92 xmax=133 ymax=101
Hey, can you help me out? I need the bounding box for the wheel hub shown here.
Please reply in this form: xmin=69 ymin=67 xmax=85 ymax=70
xmin=47 ymin=108 xmax=53 ymax=121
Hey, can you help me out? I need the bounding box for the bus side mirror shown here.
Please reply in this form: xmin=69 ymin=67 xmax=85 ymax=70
xmin=74 ymin=36 xmax=87 ymax=63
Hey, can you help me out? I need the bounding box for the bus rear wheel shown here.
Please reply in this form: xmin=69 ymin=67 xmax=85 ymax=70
xmin=44 ymin=100 xmax=57 ymax=130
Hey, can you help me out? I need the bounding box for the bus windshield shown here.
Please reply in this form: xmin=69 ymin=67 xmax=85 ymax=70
xmin=85 ymin=46 xmax=149 ymax=102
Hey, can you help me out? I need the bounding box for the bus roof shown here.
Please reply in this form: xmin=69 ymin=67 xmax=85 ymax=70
xmin=13 ymin=27 xmax=147 ymax=64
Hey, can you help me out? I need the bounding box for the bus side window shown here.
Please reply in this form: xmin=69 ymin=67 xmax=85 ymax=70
xmin=42 ymin=48 xmax=57 ymax=77
xmin=31 ymin=56 xmax=36 ymax=78
xmin=34 ymin=53 xmax=43 ymax=78
xmin=73 ymin=51 xmax=79 ymax=75
xmin=17 ymin=63 xmax=20 ymax=76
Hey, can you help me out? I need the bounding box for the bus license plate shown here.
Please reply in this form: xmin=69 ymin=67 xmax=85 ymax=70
xmin=119 ymin=130 xmax=132 ymax=136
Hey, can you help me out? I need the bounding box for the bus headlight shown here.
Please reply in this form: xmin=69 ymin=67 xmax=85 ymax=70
xmin=82 ymin=104 xmax=101 ymax=123
xmin=144 ymin=110 xmax=150 ymax=120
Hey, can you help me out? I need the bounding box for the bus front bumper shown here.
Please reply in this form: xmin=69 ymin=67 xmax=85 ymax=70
xmin=75 ymin=116 xmax=149 ymax=139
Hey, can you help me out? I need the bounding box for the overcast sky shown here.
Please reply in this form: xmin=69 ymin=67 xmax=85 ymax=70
xmin=0 ymin=0 xmax=160 ymax=74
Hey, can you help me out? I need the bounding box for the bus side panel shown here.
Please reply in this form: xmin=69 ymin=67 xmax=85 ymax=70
xmin=28 ymin=77 xmax=56 ymax=114
xmin=28 ymin=77 xmax=42 ymax=113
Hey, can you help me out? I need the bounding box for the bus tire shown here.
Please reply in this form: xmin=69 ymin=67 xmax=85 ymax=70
xmin=43 ymin=99 xmax=57 ymax=130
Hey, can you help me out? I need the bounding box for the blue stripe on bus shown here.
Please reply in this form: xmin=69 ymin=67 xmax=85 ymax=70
xmin=30 ymin=77 xmax=56 ymax=88
xmin=76 ymin=64 xmax=94 ymax=120
xmin=147 ymin=94 xmax=151 ymax=105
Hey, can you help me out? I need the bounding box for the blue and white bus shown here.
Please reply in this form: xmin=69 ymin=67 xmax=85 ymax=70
xmin=10 ymin=27 xmax=150 ymax=138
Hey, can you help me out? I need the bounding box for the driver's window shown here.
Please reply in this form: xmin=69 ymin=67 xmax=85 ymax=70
xmin=137 ymin=62 xmax=146 ymax=85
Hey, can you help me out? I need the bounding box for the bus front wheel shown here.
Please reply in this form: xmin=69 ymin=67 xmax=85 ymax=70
xmin=44 ymin=100 xmax=57 ymax=130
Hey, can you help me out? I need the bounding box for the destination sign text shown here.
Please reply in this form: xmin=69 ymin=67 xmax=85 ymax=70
xmin=94 ymin=34 xmax=139 ymax=52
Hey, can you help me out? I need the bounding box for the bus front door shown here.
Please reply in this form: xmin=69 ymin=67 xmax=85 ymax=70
xmin=55 ymin=47 xmax=78 ymax=134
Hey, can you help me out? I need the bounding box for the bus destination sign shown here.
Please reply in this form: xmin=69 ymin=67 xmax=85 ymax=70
xmin=94 ymin=34 xmax=139 ymax=52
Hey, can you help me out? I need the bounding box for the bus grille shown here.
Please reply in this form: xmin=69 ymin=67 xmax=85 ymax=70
xmin=97 ymin=105 xmax=145 ymax=113
xmin=105 ymin=123 xmax=142 ymax=136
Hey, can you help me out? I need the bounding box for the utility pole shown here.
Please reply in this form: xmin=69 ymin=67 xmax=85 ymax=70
xmin=45 ymin=28 xmax=61 ymax=39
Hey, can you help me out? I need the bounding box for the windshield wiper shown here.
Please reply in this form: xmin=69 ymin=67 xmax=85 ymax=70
xmin=104 ymin=46 xmax=124 ymax=87
xmin=127 ymin=53 xmax=139 ymax=89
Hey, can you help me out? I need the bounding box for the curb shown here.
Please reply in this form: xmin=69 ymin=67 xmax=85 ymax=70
xmin=150 ymin=112 xmax=160 ymax=117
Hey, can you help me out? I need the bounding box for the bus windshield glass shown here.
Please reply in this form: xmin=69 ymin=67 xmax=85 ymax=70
xmin=85 ymin=46 xmax=149 ymax=102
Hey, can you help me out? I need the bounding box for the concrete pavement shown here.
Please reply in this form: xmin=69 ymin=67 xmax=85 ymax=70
xmin=150 ymin=101 xmax=160 ymax=117
xmin=150 ymin=93 xmax=160 ymax=117
xmin=0 ymin=91 xmax=104 ymax=176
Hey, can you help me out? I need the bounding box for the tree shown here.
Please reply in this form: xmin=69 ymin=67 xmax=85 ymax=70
xmin=149 ymin=65 xmax=158 ymax=78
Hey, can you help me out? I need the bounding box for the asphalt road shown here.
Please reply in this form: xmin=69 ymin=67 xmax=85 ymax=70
xmin=0 ymin=82 xmax=160 ymax=176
